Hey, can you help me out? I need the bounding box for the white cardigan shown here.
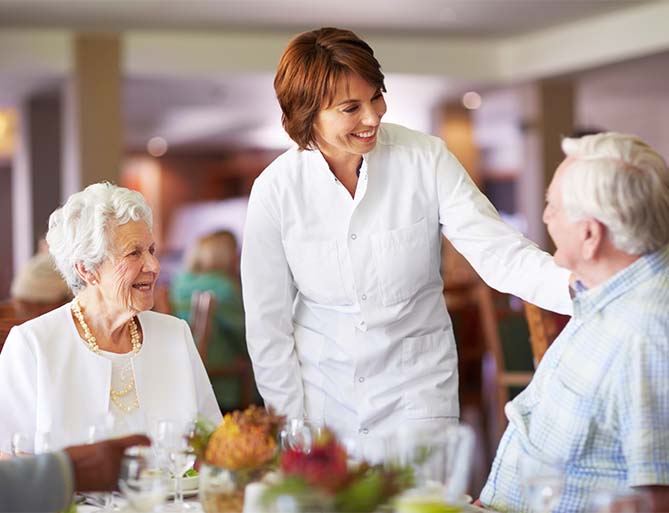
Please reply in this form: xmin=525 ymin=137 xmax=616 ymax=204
xmin=0 ymin=302 xmax=222 ymax=452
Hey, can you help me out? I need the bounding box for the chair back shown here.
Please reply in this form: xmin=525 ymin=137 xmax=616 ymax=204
xmin=523 ymin=302 xmax=570 ymax=365
xmin=152 ymin=283 xmax=172 ymax=315
xmin=475 ymin=284 xmax=534 ymax=441
xmin=0 ymin=299 xmax=66 ymax=319
xmin=187 ymin=289 xmax=255 ymax=408
xmin=189 ymin=290 xmax=217 ymax=363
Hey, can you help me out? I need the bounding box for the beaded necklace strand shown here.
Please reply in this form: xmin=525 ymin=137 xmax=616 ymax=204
xmin=71 ymin=297 xmax=141 ymax=413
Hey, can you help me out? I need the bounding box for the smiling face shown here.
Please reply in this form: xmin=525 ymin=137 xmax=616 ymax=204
xmin=313 ymin=72 xmax=387 ymax=166
xmin=95 ymin=220 xmax=160 ymax=314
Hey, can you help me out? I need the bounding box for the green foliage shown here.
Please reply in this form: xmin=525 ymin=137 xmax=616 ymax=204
xmin=262 ymin=463 xmax=415 ymax=513
xmin=189 ymin=417 xmax=217 ymax=459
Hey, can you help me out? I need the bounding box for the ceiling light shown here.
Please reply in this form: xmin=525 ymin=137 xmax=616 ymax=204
xmin=462 ymin=91 xmax=482 ymax=110
xmin=147 ymin=136 xmax=168 ymax=157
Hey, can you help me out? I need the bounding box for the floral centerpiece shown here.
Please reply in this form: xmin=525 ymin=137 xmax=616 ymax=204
xmin=190 ymin=405 xmax=284 ymax=513
xmin=262 ymin=429 xmax=414 ymax=512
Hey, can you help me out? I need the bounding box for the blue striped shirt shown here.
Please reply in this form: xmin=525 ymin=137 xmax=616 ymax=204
xmin=481 ymin=245 xmax=669 ymax=513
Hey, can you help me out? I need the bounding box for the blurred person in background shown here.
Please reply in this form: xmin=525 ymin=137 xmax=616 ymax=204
xmin=171 ymin=230 xmax=256 ymax=412
xmin=241 ymin=27 xmax=572 ymax=440
xmin=481 ymin=133 xmax=669 ymax=512
xmin=10 ymin=236 xmax=71 ymax=312
xmin=0 ymin=183 xmax=221 ymax=455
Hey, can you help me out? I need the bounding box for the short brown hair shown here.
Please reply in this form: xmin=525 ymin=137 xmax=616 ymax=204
xmin=274 ymin=27 xmax=386 ymax=151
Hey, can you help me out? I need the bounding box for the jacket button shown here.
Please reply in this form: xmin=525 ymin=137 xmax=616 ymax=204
xmin=350 ymin=234 xmax=357 ymax=240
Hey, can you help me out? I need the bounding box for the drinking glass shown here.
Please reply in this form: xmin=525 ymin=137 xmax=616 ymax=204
xmin=119 ymin=446 xmax=169 ymax=512
xmin=518 ymin=451 xmax=564 ymax=513
xmin=279 ymin=418 xmax=324 ymax=453
xmin=396 ymin=424 xmax=475 ymax=504
xmin=11 ymin=432 xmax=34 ymax=457
xmin=153 ymin=419 xmax=196 ymax=512
xmin=87 ymin=414 xmax=118 ymax=511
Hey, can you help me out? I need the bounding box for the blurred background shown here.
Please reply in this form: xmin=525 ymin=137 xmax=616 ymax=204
xmin=1 ymin=0 xmax=669 ymax=491
xmin=2 ymin=0 xmax=669 ymax=292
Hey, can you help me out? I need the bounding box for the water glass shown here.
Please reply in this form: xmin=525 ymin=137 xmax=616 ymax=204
xmin=87 ymin=414 xmax=118 ymax=511
xmin=153 ymin=419 xmax=196 ymax=512
xmin=279 ymin=418 xmax=324 ymax=453
xmin=11 ymin=432 xmax=34 ymax=457
xmin=397 ymin=424 xmax=475 ymax=503
xmin=119 ymin=446 xmax=169 ymax=512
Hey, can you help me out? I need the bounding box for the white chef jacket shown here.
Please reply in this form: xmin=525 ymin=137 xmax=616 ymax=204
xmin=241 ymin=123 xmax=571 ymax=438
xmin=0 ymin=303 xmax=222 ymax=453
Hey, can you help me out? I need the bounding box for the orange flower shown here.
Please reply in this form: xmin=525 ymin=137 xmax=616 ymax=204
xmin=204 ymin=407 xmax=280 ymax=470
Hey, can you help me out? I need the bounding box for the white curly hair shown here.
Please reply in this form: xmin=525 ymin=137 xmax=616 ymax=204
xmin=46 ymin=182 xmax=153 ymax=293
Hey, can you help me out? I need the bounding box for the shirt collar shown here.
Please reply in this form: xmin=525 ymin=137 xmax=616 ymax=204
xmin=572 ymin=244 xmax=669 ymax=319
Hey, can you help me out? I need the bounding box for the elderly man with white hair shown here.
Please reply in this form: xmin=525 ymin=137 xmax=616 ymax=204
xmin=0 ymin=183 xmax=221 ymax=454
xmin=481 ymin=133 xmax=669 ymax=512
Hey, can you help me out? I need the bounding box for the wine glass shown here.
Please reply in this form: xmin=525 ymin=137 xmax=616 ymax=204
xmin=87 ymin=414 xmax=118 ymax=511
xmin=518 ymin=451 xmax=564 ymax=513
xmin=11 ymin=432 xmax=34 ymax=457
xmin=153 ymin=419 xmax=197 ymax=512
xmin=279 ymin=418 xmax=324 ymax=453
xmin=416 ymin=424 xmax=475 ymax=503
xmin=119 ymin=445 xmax=169 ymax=512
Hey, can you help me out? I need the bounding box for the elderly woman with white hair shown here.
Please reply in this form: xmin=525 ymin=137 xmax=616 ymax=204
xmin=0 ymin=183 xmax=222 ymax=454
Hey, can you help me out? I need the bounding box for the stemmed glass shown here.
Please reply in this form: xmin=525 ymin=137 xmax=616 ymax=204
xmin=518 ymin=451 xmax=564 ymax=513
xmin=11 ymin=432 xmax=34 ymax=457
xmin=394 ymin=423 xmax=475 ymax=511
xmin=11 ymin=431 xmax=52 ymax=457
xmin=88 ymin=414 xmax=118 ymax=511
xmin=119 ymin=445 xmax=169 ymax=513
xmin=279 ymin=418 xmax=324 ymax=453
xmin=153 ymin=419 xmax=197 ymax=512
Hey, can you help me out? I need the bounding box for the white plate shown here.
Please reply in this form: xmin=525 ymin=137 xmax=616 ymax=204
xmin=167 ymin=475 xmax=199 ymax=498
xmin=167 ymin=489 xmax=198 ymax=499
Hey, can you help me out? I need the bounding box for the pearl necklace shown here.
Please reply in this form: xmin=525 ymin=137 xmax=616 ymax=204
xmin=71 ymin=297 xmax=141 ymax=355
xmin=71 ymin=297 xmax=141 ymax=413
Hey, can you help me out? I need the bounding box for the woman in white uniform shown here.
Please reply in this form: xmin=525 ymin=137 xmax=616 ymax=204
xmin=241 ymin=27 xmax=571 ymax=440
xmin=0 ymin=183 xmax=221 ymax=454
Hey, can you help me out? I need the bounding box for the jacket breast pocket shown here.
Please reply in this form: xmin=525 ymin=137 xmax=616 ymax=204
xmin=371 ymin=218 xmax=432 ymax=306
xmin=284 ymin=239 xmax=350 ymax=306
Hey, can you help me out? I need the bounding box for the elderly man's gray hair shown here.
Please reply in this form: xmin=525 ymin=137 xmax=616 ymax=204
xmin=560 ymin=132 xmax=669 ymax=254
xmin=46 ymin=182 xmax=153 ymax=293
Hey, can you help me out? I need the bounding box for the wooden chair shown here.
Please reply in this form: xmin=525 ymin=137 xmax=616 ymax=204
xmin=189 ymin=290 xmax=255 ymax=408
xmin=0 ymin=299 xmax=66 ymax=319
xmin=152 ymin=283 xmax=173 ymax=315
xmin=0 ymin=317 xmax=30 ymax=353
xmin=523 ymin=302 xmax=570 ymax=365
xmin=475 ymin=284 xmax=534 ymax=442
